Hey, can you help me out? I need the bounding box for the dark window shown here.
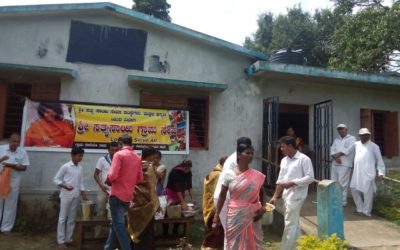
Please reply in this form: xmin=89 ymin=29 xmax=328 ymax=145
xmin=188 ymin=98 xmax=208 ymax=148
xmin=3 ymin=83 xmax=32 ymax=138
xmin=373 ymin=112 xmax=385 ymax=155
xmin=360 ymin=109 xmax=399 ymax=157
xmin=66 ymin=21 xmax=147 ymax=70
xmin=0 ymin=81 xmax=60 ymax=139
xmin=140 ymin=92 xmax=209 ymax=149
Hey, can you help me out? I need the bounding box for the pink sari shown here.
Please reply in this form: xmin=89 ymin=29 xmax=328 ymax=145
xmin=226 ymin=169 xmax=265 ymax=250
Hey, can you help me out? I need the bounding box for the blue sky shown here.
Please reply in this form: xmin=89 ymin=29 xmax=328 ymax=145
xmin=1 ymin=0 xmax=334 ymax=45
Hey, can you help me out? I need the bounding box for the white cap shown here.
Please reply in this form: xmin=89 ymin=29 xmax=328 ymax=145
xmin=359 ymin=128 xmax=371 ymax=135
xmin=337 ymin=124 xmax=347 ymax=129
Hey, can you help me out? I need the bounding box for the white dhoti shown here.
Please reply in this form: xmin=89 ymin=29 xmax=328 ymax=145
xmin=331 ymin=165 xmax=352 ymax=205
xmin=281 ymin=198 xmax=305 ymax=250
xmin=351 ymin=180 xmax=374 ymax=216
xmin=0 ymin=178 xmax=20 ymax=232
xmin=350 ymin=140 xmax=385 ymax=217
xmin=57 ymin=196 xmax=79 ymax=244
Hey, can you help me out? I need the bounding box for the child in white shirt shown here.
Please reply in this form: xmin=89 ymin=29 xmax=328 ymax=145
xmin=53 ymin=146 xmax=87 ymax=249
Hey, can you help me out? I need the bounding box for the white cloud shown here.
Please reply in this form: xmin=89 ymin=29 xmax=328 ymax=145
xmin=168 ymin=0 xmax=333 ymax=45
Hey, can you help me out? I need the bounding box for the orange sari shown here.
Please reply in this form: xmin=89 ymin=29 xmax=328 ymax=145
xmin=226 ymin=169 xmax=265 ymax=250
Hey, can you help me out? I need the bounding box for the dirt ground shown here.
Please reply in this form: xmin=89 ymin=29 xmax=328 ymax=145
xmin=0 ymin=222 xmax=281 ymax=250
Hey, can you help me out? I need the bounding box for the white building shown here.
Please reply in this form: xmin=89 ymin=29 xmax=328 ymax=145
xmin=0 ymin=2 xmax=399 ymax=212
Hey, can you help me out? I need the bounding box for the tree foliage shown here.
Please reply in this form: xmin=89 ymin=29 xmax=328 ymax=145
xmin=245 ymin=1 xmax=400 ymax=72
xmin=244 ymin=12 xmax=274 ymax=54
xmin=269 ymin=7 xmax=317 ymax=64
xmin=329 ymin=1 xmax=400 ymax=72
xmin=244 ymin=6 xmax=336 ymax=67
xmin=133 ymin=0 xmax=171 ymax=22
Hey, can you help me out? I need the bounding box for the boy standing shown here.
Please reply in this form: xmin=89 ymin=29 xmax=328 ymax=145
xmin=93 ymin=141 xmax=119 ymax=218
xmin=93 ymin=141 xmax=119 ymax=237
xmin=54 ymin=147 xmax=87 ymax=249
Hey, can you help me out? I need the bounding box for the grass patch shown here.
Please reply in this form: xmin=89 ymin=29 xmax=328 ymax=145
xmin=374 ymin=172 xmax=400 ymax=225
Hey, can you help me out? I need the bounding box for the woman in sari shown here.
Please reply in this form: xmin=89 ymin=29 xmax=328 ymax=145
xmin=25 ymin=102 xmax=74 ymax=147
xmin=214 ymin=144 xmax=266 ymax=250
xmin=127 ymin=146 xmax=159 ymax=250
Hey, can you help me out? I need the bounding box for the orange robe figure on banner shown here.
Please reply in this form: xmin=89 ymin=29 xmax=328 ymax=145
xmin=25 ymin=102 xmax=75 ymax=148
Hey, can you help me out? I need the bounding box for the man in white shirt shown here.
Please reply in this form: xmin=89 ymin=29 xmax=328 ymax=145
xmin=270 ymin=136 xmax=314 ymax=250
xmin=213 ymin=137 xmax=251 ymax=231
xmin=350 ymin=128 xmax=385 ymax=217
xmin=330 ymin=124 xmax=356 ymax=206
xmin=54 ymin=147 xmax=87 ymax=249
xmin=0 ymin=133 xmax=30 ymax=234
xmin=93 ymin=141 xmax=119 ymax=218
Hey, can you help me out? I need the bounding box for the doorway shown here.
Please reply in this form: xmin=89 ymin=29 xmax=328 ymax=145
xmin=262 ymin=98 xmax=333 ymax=190
xmin=278 ymin=104 xmax=309 ymax=152
xmin=262 ymin=99 xmax=310 ymax=190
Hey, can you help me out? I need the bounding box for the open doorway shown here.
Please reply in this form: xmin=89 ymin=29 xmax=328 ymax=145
xmin=262 ymin=99 xmax=311 ymax=190
xmin=278 ymin=104 xmax=309 ymax=152
xmin=263 ymin=98 xmax=332 ymax=190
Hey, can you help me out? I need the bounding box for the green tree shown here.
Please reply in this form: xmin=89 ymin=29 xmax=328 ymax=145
xmin=133 ymin=0 xmax=171 ymax=22
xmin=245 ymin=1 xmax=399 ymax=72
xmin=268 ymin=7 xmax=318 ymax=66
xmin=244 ymin=12 xmax=274 ymax=54
xmin=313 ymin=8 xmax=344 ymax=67
xmin=245 ymin=6 xmax=334 ymax=67
xmin=332 ymin=0 xmax=390 ymax=14
xmin=329 ymin=1 xmax=400 ymax=72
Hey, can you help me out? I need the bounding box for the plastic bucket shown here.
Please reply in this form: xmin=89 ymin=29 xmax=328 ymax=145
xmin=262 ymin=203 xmax=275 ymax=226
xmin=81 ymin=200 xmax=96 ymax=220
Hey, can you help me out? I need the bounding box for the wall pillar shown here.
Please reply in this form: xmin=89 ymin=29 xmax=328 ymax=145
xmin=317 ymin=179 xmax=344 ymax=239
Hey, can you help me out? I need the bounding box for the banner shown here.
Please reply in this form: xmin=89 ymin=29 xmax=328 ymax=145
xmin=22 ymin=99 xmax=188 ymax=153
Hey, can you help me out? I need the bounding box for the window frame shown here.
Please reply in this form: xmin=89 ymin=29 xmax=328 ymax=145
xmin=0 ymin=80 xmax=60 ymax=140
xmin=360 ymin=108 xmax=399 ymax=158
xmin=140 ymin=90 xmax=209 ymax=150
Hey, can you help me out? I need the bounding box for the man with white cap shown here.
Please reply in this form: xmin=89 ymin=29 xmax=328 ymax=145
xmin=330 ymin=124 xmax=356 ymax=206
xmin=350 ymin=128 xmax=385 ymax=216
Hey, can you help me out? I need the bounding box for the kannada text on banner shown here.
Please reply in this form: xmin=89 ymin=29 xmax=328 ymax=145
xmin=22 ymin=99 xmax=188 ymax=152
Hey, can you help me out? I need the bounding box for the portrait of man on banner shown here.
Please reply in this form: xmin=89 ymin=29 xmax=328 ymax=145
xmin=24 ymin=100 xmax=76 ymax=148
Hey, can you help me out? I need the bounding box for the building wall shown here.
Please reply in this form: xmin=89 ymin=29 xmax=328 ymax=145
xmin=256 ymin=77 xmax=400 ymax=168
xmin=0 ymin=12 xmax=262 ymax=203
xmin=1 ymin=11 xmax=399 ymax=210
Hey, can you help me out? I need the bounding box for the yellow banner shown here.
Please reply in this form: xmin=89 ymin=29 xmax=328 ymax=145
xmin=23 ymin=99 xmax=188 ymax=152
